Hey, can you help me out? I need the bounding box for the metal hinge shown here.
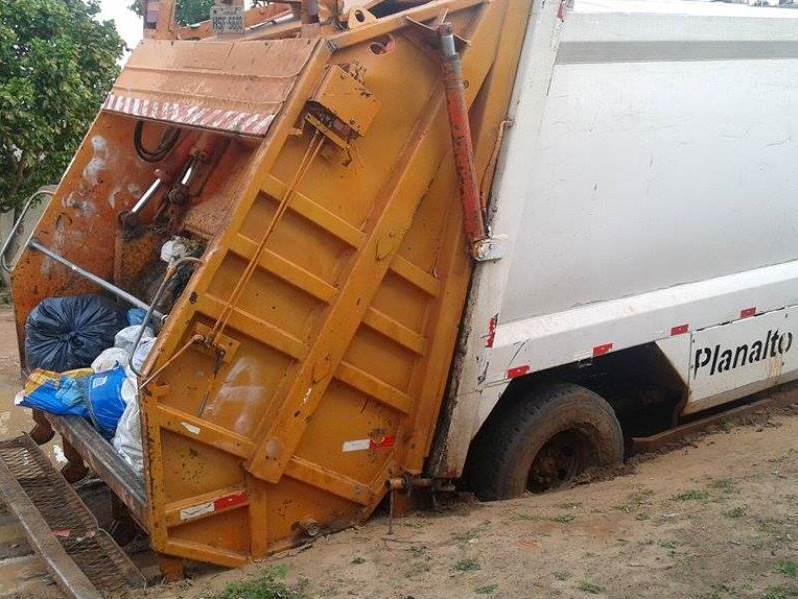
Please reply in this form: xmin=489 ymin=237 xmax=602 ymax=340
xmin=472 ymin=235 xmax=508 ymax=262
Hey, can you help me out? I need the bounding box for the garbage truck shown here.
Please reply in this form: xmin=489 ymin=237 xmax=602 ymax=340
xmin=3 ymin=0 xmax=798 ymax=586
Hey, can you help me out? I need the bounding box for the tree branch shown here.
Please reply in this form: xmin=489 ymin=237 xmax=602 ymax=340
xmin=2 ymin=152 xmax=27 ymax=213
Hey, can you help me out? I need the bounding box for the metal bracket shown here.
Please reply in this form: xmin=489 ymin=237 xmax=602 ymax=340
xmin=406 ymin=14 xmax=470 ymax=51
xmin=472 ymin=235 xmax=507 ymax=262
xmin=192 ymin=322 xmax=240 ymax=365
xmin=306 ymin=63 xmax=381 ymax=148
xmin=347 ymin=6 xmax=377 ymax=28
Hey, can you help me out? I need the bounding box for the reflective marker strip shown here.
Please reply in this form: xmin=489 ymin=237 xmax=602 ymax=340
xmin=181 ymin=422 xmax=200 ymax=435
xmin=343 ymin=436 xmax=396 ymax=452
xmin=370 ymin=436 xmax=395 ymax=451
xmin=671 ymin=324 xmax=689 ymax=336
xmin=179 ymin=492 xmax=248 ymax=522
xmin=485 ymin=314 xmax=498 ymax=348
xmin=213 ymin=492 xmax=248 ymax=511
xmin=740 ymin=307 xmax=756 ymax=319
xmin=180 ymin=502 xmax=215 ymax=521
xmin=593 ymin=343 xmax=613 ymax=357
xmin=343 ymin=439 xmax=371 ymax=453
xmin=507 ymin=365 xmax=530 ymax=379
xmin=103 ymin=93 xmax=275 ymax=137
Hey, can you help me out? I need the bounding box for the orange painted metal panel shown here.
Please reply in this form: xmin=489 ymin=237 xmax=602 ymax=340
xmin=106 ymin=39 xmax=318 ymax=137
xmin=11 ymin=0 xmax=532 ymax=567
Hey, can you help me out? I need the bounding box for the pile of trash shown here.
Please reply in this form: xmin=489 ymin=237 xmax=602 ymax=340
xmin=15 ymin=294 xmax=154 ymax=477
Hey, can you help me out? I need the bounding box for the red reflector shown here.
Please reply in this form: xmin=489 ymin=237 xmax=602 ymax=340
xmin=369 ymin=435 xmax=395 ymax=451
xmin=671 ymin=324 xmax=689 ymax=336
xmin=485 ymin=314 xmax=498 ymax=348
xmin=740 ymin=307 xmax=756 ymax=319
xmin=213 ymin=493 xmax=248 ymax=512
xmin=507 ymin=365 xmax=530 ymax=379
xmin=593 ymin=343 xmax=613 ymax=357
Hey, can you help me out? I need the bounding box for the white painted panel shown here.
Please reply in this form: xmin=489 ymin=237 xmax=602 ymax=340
xmin=500 ymin=17 xmax=798 ymax=322
xmin=687 ymin=308 xmax=797 ymax=409
xmin=571 ymin=5 xmax=798 ymax=25
xmin=655 ymin=332 xmax=691 ymax=386
xmin=435 ymin=8 xmax=798 ymax=476
xmin=487 ymin=258 xmax=798 ymax=387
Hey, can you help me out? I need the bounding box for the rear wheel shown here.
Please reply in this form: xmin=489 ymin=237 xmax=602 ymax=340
xmin=469 ymin=383 xmax=624 ymax=500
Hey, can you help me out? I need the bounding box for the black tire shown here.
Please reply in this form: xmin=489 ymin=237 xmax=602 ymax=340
xmin=468 ymin=383 xmax=624 ymax=500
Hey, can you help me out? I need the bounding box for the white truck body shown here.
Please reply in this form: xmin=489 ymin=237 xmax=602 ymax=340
xmin=433 ymin=0 xmax=798 ymax=476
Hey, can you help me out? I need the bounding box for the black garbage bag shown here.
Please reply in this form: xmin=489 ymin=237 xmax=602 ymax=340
xmin=25 ymin=295 xmax=128 ymax=372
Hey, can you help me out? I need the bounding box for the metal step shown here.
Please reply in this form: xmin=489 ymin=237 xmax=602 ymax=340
xmin=0 ymin=435 xmax=145 ymax=598
xmin=631 ymin=387 xmax=798 ymax=453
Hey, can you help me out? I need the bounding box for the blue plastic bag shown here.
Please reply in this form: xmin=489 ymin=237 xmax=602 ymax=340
xmin=57 ymin=374 xmax=91 ymax=409
xmin=86 ymin=366 xmax=128 ymax=439
xmin=18 ymin=369 xmax=92 ymax=418
xmin=127 ymin=308 xmax=147 ymax=326
xmin=19 ymin=367 xmax=129 ymax=440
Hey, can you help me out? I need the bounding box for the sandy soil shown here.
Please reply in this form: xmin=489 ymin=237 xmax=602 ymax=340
xmin=0 ymin=306 xmax=797 ymax=598
xmin=152 ymin=402 xmax=798 ymax=599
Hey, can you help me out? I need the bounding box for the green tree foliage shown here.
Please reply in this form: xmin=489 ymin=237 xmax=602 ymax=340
xmin=0 ymin=0 xmax=124 ymax=212
xmin=129 ymin=0 xmax=217 ymax=26
xmin=175 ymin=0 xmax=217 ymax=25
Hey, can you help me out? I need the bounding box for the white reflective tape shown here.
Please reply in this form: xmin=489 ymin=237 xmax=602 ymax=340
xmin=181 ymin=422 xmax=200 ymax=435
xmin=180 ymin=501 xmax=214 ymax=521
xmin=342 ymin=439 xmax=371 ymax=453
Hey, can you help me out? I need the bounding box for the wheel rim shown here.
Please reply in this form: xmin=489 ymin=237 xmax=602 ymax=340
xmin=527 ymin=430 xmax=590 ymax=493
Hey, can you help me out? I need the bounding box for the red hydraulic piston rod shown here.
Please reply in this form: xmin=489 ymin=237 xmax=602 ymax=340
xmin=437 ymin=22 xmax=488 ymax=255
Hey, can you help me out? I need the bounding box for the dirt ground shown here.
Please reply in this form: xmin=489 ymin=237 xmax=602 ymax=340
xmin=0 ymin=306 xmax=797 ymax=598
xmin=161 ymin=403 xmax=798 ymax=599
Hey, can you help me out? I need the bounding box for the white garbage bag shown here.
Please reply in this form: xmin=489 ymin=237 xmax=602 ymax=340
xmin=114 ymin=325 xmax=155 ymax=355
xmin=91 ymin=347 xmax=130 ymax=373
xmin=131 ymin=336 xmax=156 ymax=372
xmin=113 ymin=374 xmax=143 ymax=477
xmin=111 ymin=330 xmax=157 ymax=479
